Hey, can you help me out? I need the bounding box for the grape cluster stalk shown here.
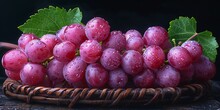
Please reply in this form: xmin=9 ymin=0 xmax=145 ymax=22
xmin=1 ymin=17 xmax=216 ymax=88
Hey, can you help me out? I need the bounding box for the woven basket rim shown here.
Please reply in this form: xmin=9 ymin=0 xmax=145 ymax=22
xmin=2 ymin=78 xmax=211 ymax=108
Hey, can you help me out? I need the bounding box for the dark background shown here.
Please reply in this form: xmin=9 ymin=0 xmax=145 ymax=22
xmin=0 ymin=0 xmax=219 ymax=80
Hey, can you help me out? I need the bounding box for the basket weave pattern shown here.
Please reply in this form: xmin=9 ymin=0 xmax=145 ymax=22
xmin=3 ymin=78 xmax=210 ymax=108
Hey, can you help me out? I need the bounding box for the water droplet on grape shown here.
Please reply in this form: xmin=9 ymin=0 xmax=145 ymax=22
xmin=100 ymin=25 xmax=104 ymax=28
xmin=76 ymin=74 xmax=79 ymax=77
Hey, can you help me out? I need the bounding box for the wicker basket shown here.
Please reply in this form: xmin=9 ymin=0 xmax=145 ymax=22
xmin=2 ymin=78 xmax=211 ymax=108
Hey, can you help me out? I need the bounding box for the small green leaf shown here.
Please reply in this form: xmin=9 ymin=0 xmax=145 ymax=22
xmin=195 ymin=31 xmax=218 ymax=62
xmin=18 ymin=6 xmax=82 ymax=37
xmin=168 ymin=17 xmax=196 ymax=42
xmin=168 ymin=16 xmax=219 ymax=62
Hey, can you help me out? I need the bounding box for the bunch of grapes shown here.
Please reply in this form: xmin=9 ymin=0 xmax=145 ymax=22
xmin=1 ymin=17 xmax=216 ymax=88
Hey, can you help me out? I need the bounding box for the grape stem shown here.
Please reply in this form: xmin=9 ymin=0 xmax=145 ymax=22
xmin=164 ymin=60 xmax=169 ymax=64
xmin=75 ymin=50 xmax=80 ymax=56
xmin=172 ymin=39 xmax=176 ymax=46
xmin=0 ymin=42 xmax=18 ymax=49
xmin=187 ymin=32 xmax=198 ymax=41
xmin=178 ymin=33 xmax=198 ymax=45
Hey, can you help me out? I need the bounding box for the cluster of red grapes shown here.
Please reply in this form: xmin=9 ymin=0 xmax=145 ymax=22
xmin=1 ymin=17 xmax=216 ymax=88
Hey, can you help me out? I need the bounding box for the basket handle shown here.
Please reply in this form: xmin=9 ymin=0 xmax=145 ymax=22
xmin=0 ymin=42 xmax=18 ymax=49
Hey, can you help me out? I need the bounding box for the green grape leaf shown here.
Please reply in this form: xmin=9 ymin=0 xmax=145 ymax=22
xmin=168 ymin=17 xmax=197 ymax=41
xmin=168 ymin=16 xmax=219 ymax=62
xmin=18 ymin=6 xmax=82 ymax=37
xmin=195 ymin=31 xmax=218 ymax=62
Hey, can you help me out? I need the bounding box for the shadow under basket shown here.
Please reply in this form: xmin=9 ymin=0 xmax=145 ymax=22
xmin=2 ymin=78 xmax=211 ymax=108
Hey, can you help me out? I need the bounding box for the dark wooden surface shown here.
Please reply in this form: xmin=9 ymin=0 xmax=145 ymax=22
xmin=1 ymin=78 xmax=220 ymax=110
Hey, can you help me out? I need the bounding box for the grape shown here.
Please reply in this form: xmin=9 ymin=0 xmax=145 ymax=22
xmin=102 ymin=31 xmax=126 ymax=52
xmin=167 ymin=46 xmax=192 ymax=70
xmin=143 ymin=26 xmax=168 ymax=46
xmin=100 ymin=48 xmax=121 ymax=70
xmin=2 ymin=49 xmax=28 ymax=72
xmin=126 ymin=36 xmax=144 ymax=53
xmin=18 ymin=33 xmax=38 ymax=50
xmin=125 ymin=29 xmax=142 ymax=40
xmin=156 ymin=65 xmax=180 ymax=87
xmin=56 ymin=26 xmax=67 ymax=41
xmin=53 ymin=41 xmax=76 ymax=62
xmin=193 ymin=55 xmax=216 ymax=81
xmin=25 ymin=39 xmax=51 ymax=63
xmin=20 ymin=62 xmax=46 ymax=86
xmin=63 ymin=56 xmax=87 ymax=85
xmin=181 ymin=40 xmax=202 ymax=61
xmin=64 ymin=23 xmax=87 ymax=48
xmin=160 ymin=39 xmax=172 ymax=51
xmin=122 ymin=50 xmax=143 ymax=75
xmin=179 ymin=64 xmax=194 ymax=85
xmin=143 ymin=45 xmax=165 ymax=69
xmin=69 ymin=79 xmax=88 ymax=88
xmin=52 ymin=81 xmax=69 ymax=88
xmin=5 ymin=69 xmax=21 ymax=80
xmin=80 ymin=40 xmax=102 ymax=63
xmin=133 ymin=69 xmax=155 ymax=88
xmin=108 ymin=68 xmax=128 ymax=88
xmin=38 ymin=75 xmax=52 ymax=87
xmin=85 ymin=63 xmax=108 ymax=88
xmin=47 ymin=59 xmax=66 ymax=83
xmin=40 ymin=34 xmax=61 ymax=54
xmin=85 ymin=17 xmax=110 ymax=42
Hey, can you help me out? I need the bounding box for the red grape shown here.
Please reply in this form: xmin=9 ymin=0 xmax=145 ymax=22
xmin=179 ymin=64 xmax=194 ymax=85
xmin=156 ymin=65 xmax=180 ymax=87
xmin=63 ymin=56 xmax=87 ymax=86
xmin=85 ymin=17 xmax=110 ymax=42
xmin=102 ymin=31 xmax=126 ymax=52
xmin=25 ymin=39 xmax=51 ymax=63
xmin=122 ymin=50 xmax=143 ymax=75
xmin=133 ymin=69 xmax=155 ymax=88
xmin=181 ymin=40 xmax=203 ymax=61
xmin=52 ymin=81 xmax=69 ymax=88
xmin=47 ymin=59 xmax=66 ymax=83
xmin=143 ymin=45 xmax=165 ymax=69
xmin=18 ymin=33 xmax=38 ymax=50
xmin=193 ymin=55 xmax=216 ymax=81
xmin=20 ymin=62 xmax=46 ymax=86
xmin=108 ymin=68 xmax=128 ymax=88
xmin=160 ymin=39 xmax=172 ymax=51
xmin=143 ymin=26 xmax=168 ymax=46
xmin=100 ymin=48 xmax=121 ymax=70
xmin=5 ymin=69 xmax=21 ymax=80
xmin=2 ymin=49 xmax=28 ymax=72
xmin=53 ymin=41 xmax=76 ymax=62
xmin=70 ymin=79 xmax=88 ymax=88
xmin=38 ymin=75 xmax=52 ymax=87
xmin=125 ymin=29 xmax=142 ymax=40
xmin=167 ymin=46 xmax=192 ymax=70
xmin=126 ymin=36 xmax=144 ymax=53
xmin=85 ymin=63 xmax=108 ymax=88
xmin=64 ymin=23 xmax=87 ymax=48
xmin=40 ymin=34 xmax=61 ymax=54
xmin=56 ymin=26 xmax=67 ymax=41
xmin=80 ymin=40 xmax=102 ymax=63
